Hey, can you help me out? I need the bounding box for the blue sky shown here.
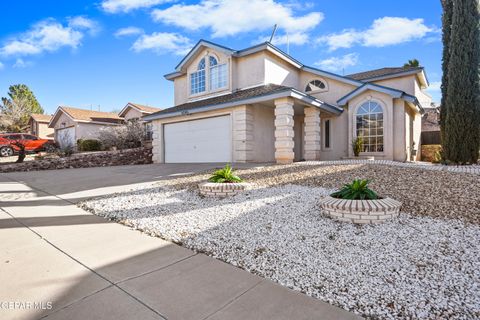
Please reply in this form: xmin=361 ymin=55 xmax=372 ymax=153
xmin=0 ymin=0 xmax=442 ymax=114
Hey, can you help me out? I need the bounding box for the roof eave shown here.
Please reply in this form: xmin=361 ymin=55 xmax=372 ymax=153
xmin=143 ymin=89 xmax=342 ymax=121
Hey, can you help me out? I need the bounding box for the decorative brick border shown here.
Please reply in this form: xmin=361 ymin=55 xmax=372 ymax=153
xmin=199 ymin=182 xmax=249 ymax=197
xmin=320 ymin=196 xmax=401 ymax=224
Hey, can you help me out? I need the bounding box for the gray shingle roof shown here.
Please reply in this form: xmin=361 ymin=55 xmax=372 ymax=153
xmin=147 ymin=84 xmax=292 ymax=117
xmin=346 ymin=66 xmax=423 ymax=81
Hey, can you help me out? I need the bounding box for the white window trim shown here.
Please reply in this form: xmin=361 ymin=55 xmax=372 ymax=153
xmin=353 ymin=99 xmax=385 ymax=154
xmin=189 ymin=53 xmax=229 ymax=98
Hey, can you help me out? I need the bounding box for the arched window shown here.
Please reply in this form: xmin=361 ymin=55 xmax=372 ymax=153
xmin=305 ymin=79 xmax=326 ymax=92
xmin=209 ymin=55 xmax=227 ymax=90
xmin=209 ymin=56 xmax=217 ymax=66
xmin=356 ymin=101 xmax=384 ymax=152
xmin=191 ymin=58 xmax=206 ymax=94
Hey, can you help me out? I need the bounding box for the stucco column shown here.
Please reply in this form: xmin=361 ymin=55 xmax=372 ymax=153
xmin=233 ymin=105 xmax=254 ymax=162
xmin=151 ymin=121 xmax=164 ymax=163
xmin=274 ymin=98 xmax=295 ymax=164
xmin=303 ymin=107 xmax=321 ymax=160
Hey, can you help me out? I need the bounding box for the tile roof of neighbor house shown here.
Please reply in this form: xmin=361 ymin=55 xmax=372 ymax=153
xmin=144 ymin=84 xmax=342 ymax=120
xmin=346 ymin=66 xmax=424 ymax=81
xmin=30 ymin=114 xmax=52 ymax=122
xmin=422 ymin=107 xmax=441 ymax=132
xmin=60 ymin=106 xmax=123 ymax=123
xmin=128 ymin=103 xmax=162 ymax=113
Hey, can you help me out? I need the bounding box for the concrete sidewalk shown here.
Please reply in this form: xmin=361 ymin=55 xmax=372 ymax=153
xmin=0 ymin=164 xmax=360 ymax=320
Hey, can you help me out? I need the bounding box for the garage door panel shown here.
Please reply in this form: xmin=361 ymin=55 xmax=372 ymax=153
xmin=164 ymin=116 xmax=231 ymax=163
xmin=56 ymin=127 xmax=75 ymax=148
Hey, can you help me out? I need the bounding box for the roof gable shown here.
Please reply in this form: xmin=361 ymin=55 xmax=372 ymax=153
xmin=119 ymin=102 xmax=161 ymax=117
xmin=173 ymin=39 xmax=236 ymax=72
xmin=30 ymin=113 xmax=52 ymax=123
xmin=337 ymin=83 xmax=424 ymax=114
xmin=346 ymin=66 xmax=429 ymax=88
xmin=49 ymin=106 xmax=123 ymax=127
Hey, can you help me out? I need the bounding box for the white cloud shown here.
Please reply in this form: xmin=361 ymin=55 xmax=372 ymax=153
xmin=256 ymin=31 xmax=309 ymax=46
xmin=13 ymin=58 xmax=32 ymax=68
xmin=151 ymin=0 xmax=323 ymax=39
xmin=318 ymin=17 xmax=434 ymax=51
xmin=68 ymin=16 xmax=100 ymax=35
xmin=0 ymin=18 xmax=97 ymax=57
xmin=314 ymin=53 xmax=358 ymax=72
xmin=115 ymin=26 xmax=144 ymax=38
xmin=101 ymin=0 xmax=172 ymax=13
xmin=0 ymin=61 xmax=4 ymax=70
xmin=132 ymin=32 xmax=192 ymax=55
xmin=427 ymin=81 xmax=441 ymax=92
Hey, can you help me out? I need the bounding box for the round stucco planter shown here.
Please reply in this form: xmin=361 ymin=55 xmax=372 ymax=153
xmin=198 ymin=182 xmax=250 ymax=198
xmin=320 ymin=196 xmax=401 ymax=224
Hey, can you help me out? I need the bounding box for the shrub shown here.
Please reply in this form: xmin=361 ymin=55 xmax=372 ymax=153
xmin=352 ymin=137 xmax=363 ymax=157
xmin=208 ymin=164 xmax=243 ymax=183
xmin=77 ymin=139 xmax=102 ymax=152
xmin=331 ymin=179 xmax=378 ymax=200
xmin=98 ymin=120 xmax=145 ymax=150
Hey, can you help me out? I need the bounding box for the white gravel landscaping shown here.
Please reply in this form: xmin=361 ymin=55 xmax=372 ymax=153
xmin=80 ymin=184 xmax=480 ymax=319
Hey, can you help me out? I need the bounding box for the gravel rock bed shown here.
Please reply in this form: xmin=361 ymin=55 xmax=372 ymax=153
xmin=81 ymin=184 xmax=480 ymax=319
xmin=161 ymin=163 xmax=480 ymax=224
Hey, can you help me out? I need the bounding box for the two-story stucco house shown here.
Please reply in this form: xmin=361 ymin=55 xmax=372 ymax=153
xmin=144 ymin=40 xmax=431 ymax=164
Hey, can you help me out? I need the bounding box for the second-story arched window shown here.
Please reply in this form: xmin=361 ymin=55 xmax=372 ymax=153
xmin=209 ymin=55 xmax=227 ymax=91
xmin=191 ymin=58 xmax=206 ymax=94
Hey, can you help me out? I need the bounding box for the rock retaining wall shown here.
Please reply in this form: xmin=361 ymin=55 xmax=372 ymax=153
xmin=0 ymin=147 xmax=152 ymax=173
xmin=199 ymin=182 xmax=249 ymax=197
xmin=321 ymin=196 xmax=401 ymax=224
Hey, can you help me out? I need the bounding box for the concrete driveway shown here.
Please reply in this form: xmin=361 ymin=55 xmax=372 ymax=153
xmin=0 ymin=164 xmax=360 ymax=320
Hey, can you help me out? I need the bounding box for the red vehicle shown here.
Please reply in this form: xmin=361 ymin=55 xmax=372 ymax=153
xmin=0 ymin=133 xmax=56 ymax=157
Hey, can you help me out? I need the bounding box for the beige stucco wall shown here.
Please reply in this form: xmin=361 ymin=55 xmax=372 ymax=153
xmin=123 ymin=108 xmax=143 ymax=121
xmin=414 ymin=79 xmax=432 ymax=108
xmin=76 ymin=123 xmax=117 ymax=141
xmin=392 ymin=99 xmax=407 ymax=161
xmin=252 ymin=105 xmax=275 ymax=162
xmin=299 ymin=72 xmax=357 ymax=106
xmin=52 ymin=113 xmax=75 ymax=130
xmin=374 ymin=75 xmax=415 ymax=95
xmin=30 ymin=121 xmax=54 ymax=139
xmin=293 ymin=114 xmax=304 ymax=161
xmin=264 ymin=53 xmax=299 ymax=88
xmin=319 ymin=112 xmax=349 ymax=160
xmin=235 ymin=52 xmax=266 ymax=90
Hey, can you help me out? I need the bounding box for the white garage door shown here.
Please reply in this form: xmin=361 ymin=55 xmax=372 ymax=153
xmin=56 ymin=127 xmax=76 ymax=148
xmin=164 ymin=115 xmax=231 ymax=163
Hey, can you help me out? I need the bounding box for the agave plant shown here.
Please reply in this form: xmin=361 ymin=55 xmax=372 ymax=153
xmin=331 ymin=179 xmax=378 ymax=200
xmin=208 ymin=164 xmax=243 ymax=183
xmin=352 ymin=136 xmax=364 ymax=157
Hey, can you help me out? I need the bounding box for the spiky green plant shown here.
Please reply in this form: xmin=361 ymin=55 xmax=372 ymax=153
xmin=352 ymin=137 xmax=363 ymax=157
xmin=331 ymin=179 xmax=378 ymax=200
xmin=208 ymin=164 xmax=243 ymax=183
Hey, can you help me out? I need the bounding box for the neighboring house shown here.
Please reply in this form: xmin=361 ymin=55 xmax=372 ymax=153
xmin=28 ymin=114 xmax=54 ymax=139
xmin=421 ymin=106 xmax=441 ymax=145
xmin=144 ymin=40 xmax=431 ymax=164
xmin=49 ymin=106 xmax=123 ymax=148
xmin=118 ymin=102 xmax=161 ymax=140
